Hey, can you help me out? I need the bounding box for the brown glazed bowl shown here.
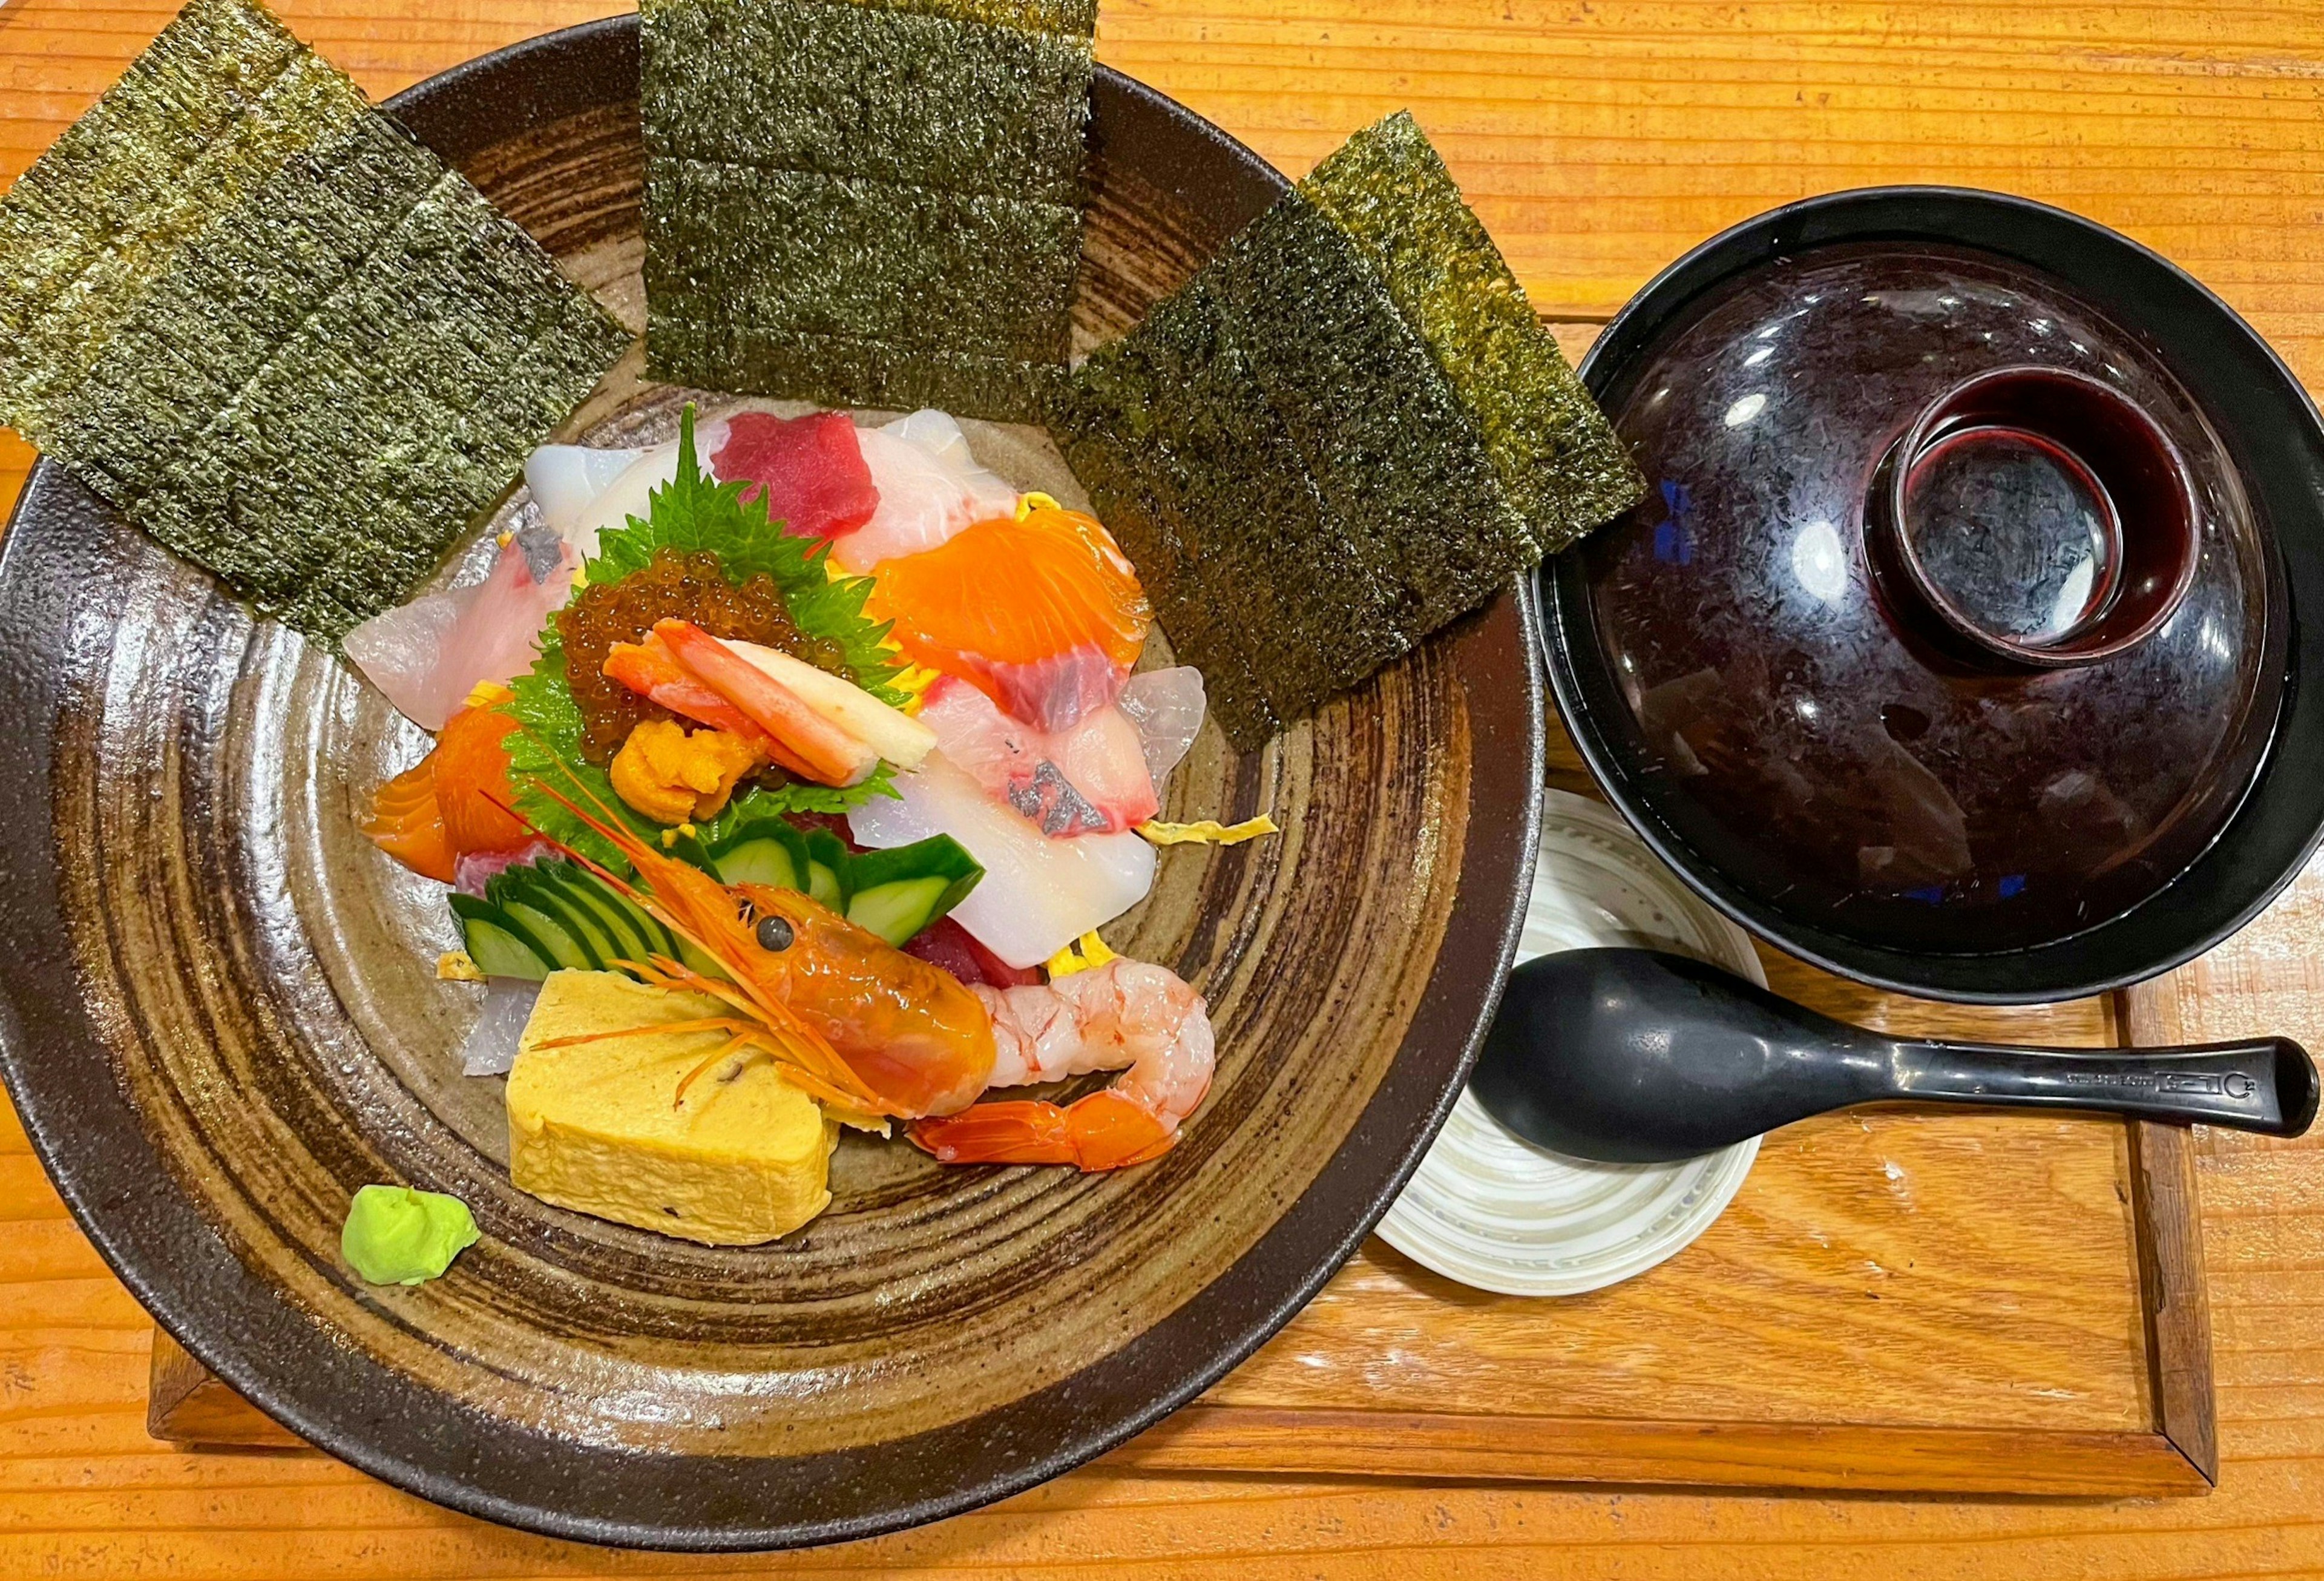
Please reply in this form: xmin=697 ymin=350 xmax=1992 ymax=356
xmin=0 ymin=19 xmax=1541 ymax=1553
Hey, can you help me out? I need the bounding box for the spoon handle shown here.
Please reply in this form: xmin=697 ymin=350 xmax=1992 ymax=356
xmin=1889 ymin=1036 xmax=2317 ymax=1136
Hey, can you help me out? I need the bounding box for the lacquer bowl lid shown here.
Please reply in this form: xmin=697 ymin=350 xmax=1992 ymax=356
xmin=1544 ymin=188 xmax=2324 ymax=1002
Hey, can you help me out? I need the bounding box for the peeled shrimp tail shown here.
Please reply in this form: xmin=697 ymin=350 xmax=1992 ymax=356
xmin=909 ymin=959 xmax=1215 ymax=1172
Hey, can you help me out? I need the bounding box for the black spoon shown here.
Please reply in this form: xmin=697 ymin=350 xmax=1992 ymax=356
xmin=1472 ymin=947 xmax=2319 ymax=1163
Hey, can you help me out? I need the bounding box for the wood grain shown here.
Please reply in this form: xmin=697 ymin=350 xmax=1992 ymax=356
xmin=8 ymin=0 xmax=2324 ymax=1573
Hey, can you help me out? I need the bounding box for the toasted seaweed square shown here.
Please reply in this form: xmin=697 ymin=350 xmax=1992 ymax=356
xmin=638 ymin=0 xmax=1088 ymax=412
xmin=1054 ymin=277 xmax=1370 ymax=743
xmin=643 ymin=158 xmax=1077 ymax=363
xmin=648 ymin=317 xmax=1059 ymax=423
xmin=1213 ymin=192 xmax=1535 ymax=636
xmin=0 ymin=0 xmax=628 ymax=645
xmin=842 ymin=0 xmax=1097 ymax=34
xmin=642 ymin=0 xmax=1091 ymax=204
xmin=38 ymin=111 xmax=443 ymax=492
xmin=0 ymin=0 xmax=304 ymax=336
xmin=1299 ymin=110 xmax=1644 ymax=552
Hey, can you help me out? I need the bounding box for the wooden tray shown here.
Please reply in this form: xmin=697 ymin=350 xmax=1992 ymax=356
xmin=148 ymin=715 xmax=2223 ymax=1499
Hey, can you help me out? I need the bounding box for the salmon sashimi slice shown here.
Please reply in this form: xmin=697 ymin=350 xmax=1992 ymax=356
xmin=363 ymin=752 xmax=457 ymax=883
xmin=363 ymin=694 xmax=534 ymax=881
xmin=868 ymin=507 xmax=1152 ymax=733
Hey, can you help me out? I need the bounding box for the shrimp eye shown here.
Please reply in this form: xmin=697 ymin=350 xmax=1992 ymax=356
xmin=755 ymin=914 xmax=795 ymax=952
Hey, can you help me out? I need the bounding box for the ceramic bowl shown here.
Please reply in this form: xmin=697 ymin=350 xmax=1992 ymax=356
xmin=0 ymin=19 xmax=1542 ymax=1551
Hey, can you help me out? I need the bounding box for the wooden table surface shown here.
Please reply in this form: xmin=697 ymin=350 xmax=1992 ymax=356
xmin=5 ymin=0 xmax=2324 ymax=1574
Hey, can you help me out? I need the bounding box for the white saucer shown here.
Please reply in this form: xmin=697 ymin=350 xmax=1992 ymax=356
xmin=1374 ymin=790 xmax=1764 ymax=1297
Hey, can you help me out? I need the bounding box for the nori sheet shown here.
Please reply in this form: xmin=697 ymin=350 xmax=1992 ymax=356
xmin=1299 ymin=110 xmax=1644 ymax=553
xmin=642 ymin=0 xmax=1091 ymax=205
xmin=840 ymin=0 xmax=1096 ymax=35
xmin=1055 ymin=114 xmax=1646 ymax=744
xmin=1057 ymin=191 xmax=1551 ymax=744
xmin=639 ymin=0 xmax=1088 ymax=416
xmin=1214 ymin=194 xmax=1537 ymax=633
xmin=647 ymin=317 xmax=1060 ymax=422
xmin=642 ymin=157 xmax=1077 ymax=361
xmin=0 ymin=0 xmax=628 ymax=645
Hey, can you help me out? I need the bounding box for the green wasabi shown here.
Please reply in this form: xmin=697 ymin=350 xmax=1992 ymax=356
xmin=341 ymin=1185 xmax=480 ymax=1286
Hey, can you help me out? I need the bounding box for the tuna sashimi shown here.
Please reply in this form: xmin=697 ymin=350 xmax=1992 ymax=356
xmin=838 ymin=410 xmax=1019 ymax=573
xmin=904 ymin=915 xmax=1044 ymax=989
xmin=870 ymin=506 xmax=1152 ymax=732
xmin=711 ymin=410 xmax=878 ymax=542
xmin=918 ymin=677 xmax=1157 ymax=837
xmin=344 ymin=525 xmax=576 ymax=731
xmin=850 ymin=751 xmax=1157 ymax=968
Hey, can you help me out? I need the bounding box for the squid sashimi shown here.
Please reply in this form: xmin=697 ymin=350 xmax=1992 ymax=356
xmin=710 ymin=410 xmax=878 ymax=542
xmin=849 ymin=752 xmax=1156 ymax=968
xmin=838 ymin=410 xmax=1018 ymax=573
xmin=524 ymin=444 xmax=647 ymax=542
xmin=344 ymin=525 xmax=576 ymax=731
xmin=917 ymin=677 xmax=1157 ymax=837
xmin=1117 ymin=666 xmax=1207 ymax=787
xmin=870 ymin=506 xmax=1152 ymax=733
xmin=531 ymin=415 xmax=735 ymax=560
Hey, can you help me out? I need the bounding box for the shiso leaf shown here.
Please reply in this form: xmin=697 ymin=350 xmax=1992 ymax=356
xmin=1299 ymin=111 xmax=1646 ymax=553
xmin=642 ymin=0 xmax=1092 ymax=205
xmin=638 ymin=0 xmax=1087 ymax=416
xmin=505 ymin=406 xmax=908 ymax=867
xmin=0 ymin=0 xmax=628 ymax=647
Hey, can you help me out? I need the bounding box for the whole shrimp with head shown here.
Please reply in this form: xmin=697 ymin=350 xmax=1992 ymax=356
xmin=525 ymin=783 xmax=1217 ymax=1171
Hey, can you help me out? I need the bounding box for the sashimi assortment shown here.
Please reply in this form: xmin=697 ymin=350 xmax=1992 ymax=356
xmin=356 ymin=403 xmax=1272 ymax=1245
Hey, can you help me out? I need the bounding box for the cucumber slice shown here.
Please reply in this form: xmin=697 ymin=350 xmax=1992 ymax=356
xmin=676 ymin=934 xmax=732 ymax=984
xmin=486 ymin=872 xmax=594 ymax=972
xmin=845 ymin=876 xmax=955 ymax=946
xmin=499 ymin=864 xmax=609 ymax=970
xmin=710 ymin=833 xmax=801 ymax=890
xmin=504 ymin=897 xmax=594 ymax=972
xmin=522 ymin=866 xmax=619 ymax=968
xmin=803 ymin=829 xmax=853 ymax=910
xmin=844 ymin=834 xmax=985 ymax=944
xmin=447 ymin=895 xmax=552 ymax=981
xmin=594 ymin=874 xmax=682 ymax=966
xmin=543 ymin=863 xmax=657 ymax=970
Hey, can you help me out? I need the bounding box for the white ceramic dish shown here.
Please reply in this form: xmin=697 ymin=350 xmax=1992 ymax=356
xmin=1376 ymin=790 xmax=1763 ymax=1297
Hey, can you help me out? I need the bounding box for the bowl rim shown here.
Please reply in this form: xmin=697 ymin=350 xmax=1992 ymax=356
xmin=0 ymin=15 xmax=1546 ymax=1551
xmin=1545 ymin=184 xmax=2324 ymax=1005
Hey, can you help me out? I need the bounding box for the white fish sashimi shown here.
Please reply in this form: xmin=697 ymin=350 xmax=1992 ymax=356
xmin=524 ymin=444 xmax=648 ymax=539
xmin=1117 ymin=666 xmax=1207 ymax=788
xmin=836 ymin=410 xmax=1019 ymax=573
xmin=919 ymin=677 xmax=1155 ymax=836
xmin=850 ymin=751 xmax=1155 ymax=968
xmin=344 ymin=525 xmax=576 ymax=731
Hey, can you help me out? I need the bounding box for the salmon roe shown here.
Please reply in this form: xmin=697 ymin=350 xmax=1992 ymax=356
xmin=558 ymin=547 xmax=848 ymax=766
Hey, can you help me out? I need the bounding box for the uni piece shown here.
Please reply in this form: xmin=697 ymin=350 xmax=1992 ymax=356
xmin=0 ymin=0 xmax=628 ymax=645
xmin=640 ymin=0 xmax=1095 ymax=421
xmin=1051 ymin=112 xmax=1646 ymax=746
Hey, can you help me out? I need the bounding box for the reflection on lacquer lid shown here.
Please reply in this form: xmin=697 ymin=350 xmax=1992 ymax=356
xmin=1578 ymin=243 xmax=2285 ymax=955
